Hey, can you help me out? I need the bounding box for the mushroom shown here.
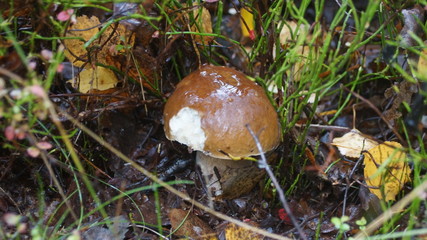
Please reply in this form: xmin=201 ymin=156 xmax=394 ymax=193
xmin=163 ymin=65 xmax=281 ymax=199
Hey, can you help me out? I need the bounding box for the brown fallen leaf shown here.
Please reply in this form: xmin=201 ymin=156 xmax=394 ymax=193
xmin=169 ymin=208 xmax=217 ymax=240
xmin=332 ymin=129 xmax=379 ymax=159
xmin=363 ymin=141 xmax=411 ymax=201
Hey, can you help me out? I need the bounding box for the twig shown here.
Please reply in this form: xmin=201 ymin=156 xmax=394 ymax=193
xmin=295 ymin=123 xmax=351 ymax=132
xmin=342 ymin=154 xmax=364 ymax=217
xmin=135 ymin=224 xmax=169 ymax=240
xmin=0 ymin=186 xmax=22 ymax=214
xmin=245 ymin=124 xmax=307 ymax=240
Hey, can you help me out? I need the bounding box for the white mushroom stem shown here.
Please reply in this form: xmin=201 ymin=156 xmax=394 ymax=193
xmin=196 ymin=151 xmax=253 ymax=199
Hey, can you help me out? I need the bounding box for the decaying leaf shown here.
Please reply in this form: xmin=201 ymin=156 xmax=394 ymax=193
xmin=63 ymin=15 xmax=101 ymax=67
xmin=225 ymin=222 xmax=264 ymax=240
xmin=332 ymin=129 xmax=379 ymax=158
xmin=169 ymin=208 xmax=217 ymax=240
xmin=383 ymin=80 xmax=417 ymax=125
xmin=64 ymin=15 xmax=135 ymax=67
xmin=363 ymin=141 xmax=411 ymax=201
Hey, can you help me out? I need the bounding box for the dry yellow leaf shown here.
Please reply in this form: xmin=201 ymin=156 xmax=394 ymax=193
xmin=68 ymin=66 xmax=118 ymax=93
xmin=187 ymin=5 xmax=213 ymax=44
xmin=363 ymin=141 xmax=411 ymax=201
xmin=332 ymin=129 xmax=379 ymax=158
xmin=225 ymin=222 xmax=263 ymax=240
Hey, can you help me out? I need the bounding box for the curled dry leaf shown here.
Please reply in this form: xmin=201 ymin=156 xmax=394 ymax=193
xmin=169 ymin=208 xmax=217 ymax=240
xmin=332 ymin=129 xmax=379 ymax=158
xmin=363 ymin=141 xmax=411 ymax=202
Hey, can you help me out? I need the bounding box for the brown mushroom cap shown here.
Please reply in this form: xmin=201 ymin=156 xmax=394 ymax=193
xmin=163 ymin=65 xmax=281 ymax=159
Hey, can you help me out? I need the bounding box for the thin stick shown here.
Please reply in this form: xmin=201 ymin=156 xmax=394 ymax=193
xmin=246 ymin=124 xmax=307 ymax=240
xmin=342 ymin=154 xmax=364 ymax=217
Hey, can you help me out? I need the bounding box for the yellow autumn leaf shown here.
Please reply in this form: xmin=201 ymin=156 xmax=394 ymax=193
xmin=240 ymin=7 xmax=254 ymax=38
xmin=363 ymin=141 xmax=411 ymax=202
xmin=68 ymin=66 xmax=118 ymax=93
xmin=332 ymin=129 xmax=379 ymax=159
xmin=225 ymin=222 xmax=263 ymax=240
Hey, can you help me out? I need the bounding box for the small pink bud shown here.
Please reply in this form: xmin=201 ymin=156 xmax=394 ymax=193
xmin=15 ymin=128 xmax=26 ymax=140
xmin=41 ymin=49 xmax=53 ymax=61
xmin=3 ymin=213 xmax=21 ymax=226
xmin=5 ymin=126 xmax=15 ymax=141
xmin=27 ymin=147 xmax=40 ymax=158
xmin=249 ymin=30 xmax=256 ymax=41
xmin=28 ymin=61 xmax=37 ymax=70
xmin=36 ymin=141 xmax=52 ymax=150
xmin=56 ymin=63 xmax=64 ymax=73
xmin=152 ymin=31 xmax=159 ymax=38
xmin=29 ymin=85 xmax=46 ymax=98
xmin=57 ymin=9 xmax=74 ymax=22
